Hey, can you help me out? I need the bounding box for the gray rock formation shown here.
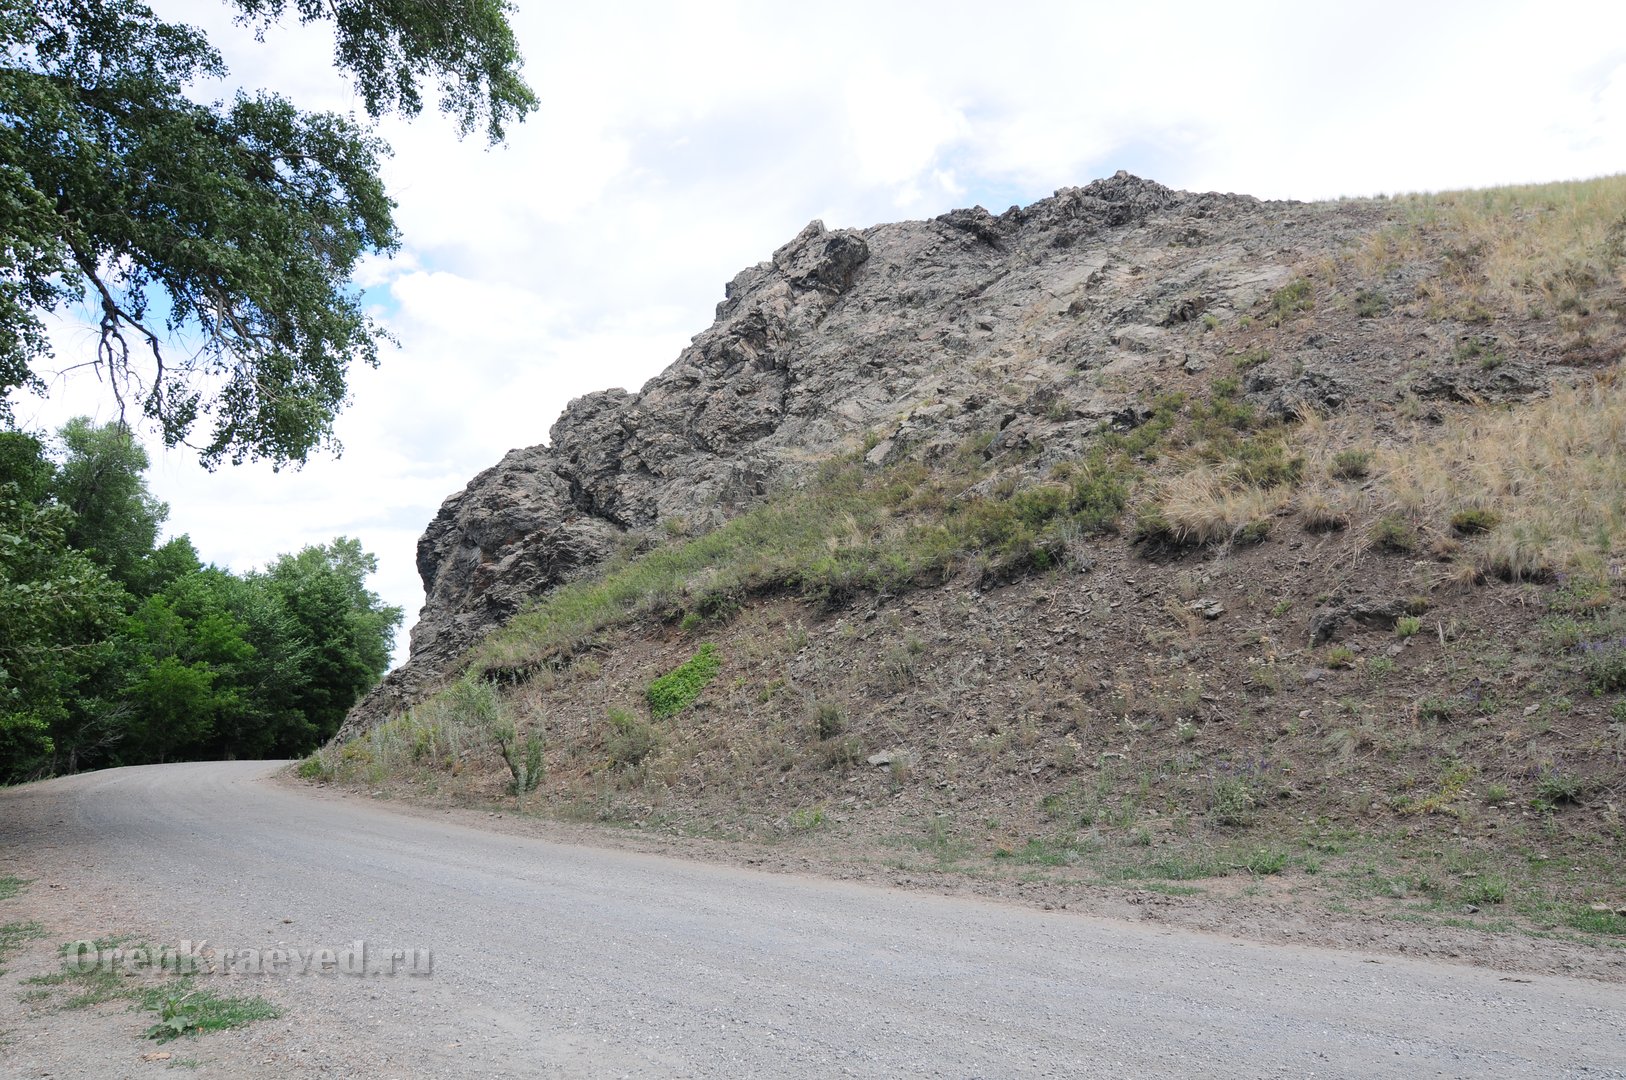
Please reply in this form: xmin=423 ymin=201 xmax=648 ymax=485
xmin=338 ymin=173 xmax=1410 ymax=738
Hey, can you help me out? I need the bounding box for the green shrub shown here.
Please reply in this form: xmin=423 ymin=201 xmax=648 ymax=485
xmin=1577 ymin=638 xmax=1626 ymax=692
xmin=1370 ymin=515 xmax=1418 ymax=553
xmin=1449 ymin=508 xmax=1501 ymax=535
xmin=1328 ymin=449 xmax=1372 ymax=480
xmin=1267 ymin=278 xmax=1314 ymax=323
xmin=1130 ymin=505 xmax=1176 ymax=546
xmin=647 ymin=643 xmax=722 ymax=719
xmin=1535 ymin=770 xmax=1585 ymax=806
xmin=818 ymin=734 xmax=865 ymax=770
xmin=502 ymin=729 xmax=544 ymax=795
xmin=444 ymin=674 xmax=503 ymax=727
xmin=1415 ymin=694 xmax=1452 ymax=720
xmin=810 ymin=701 xmax=846 ymax=739
xmin=1242 ymin=847 xmax=1289 ymax=875
xmin=1229 ymin=437 xmax=1303 ymax=488
xmin=1461 ymin=876 xmax=1508 ymax=905
xmin=1233 ymin=347 xmax=1270 ymax=371
xmin=606 ymin=708 xmax=658 ymax=766
xmin=1209 ymin=777 xmax=1257 ymax=826
xmin=788 ymin=806 xmax=827 ymax=832
xmin=1395 ymin=615 xmax=1423 ymax=638
xmin=1354 ymin=288 xmax=1388 ymax=317
xmin=1325 ymin=646 xmax=1355 ymax=669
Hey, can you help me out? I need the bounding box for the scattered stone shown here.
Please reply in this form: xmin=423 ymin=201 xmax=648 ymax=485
xmin=1186 ymin=598 xmax=1225 ymax=620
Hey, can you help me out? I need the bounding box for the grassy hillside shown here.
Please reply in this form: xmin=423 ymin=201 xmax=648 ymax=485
xmin=306 ymin=176 xmax=1626 ymax=947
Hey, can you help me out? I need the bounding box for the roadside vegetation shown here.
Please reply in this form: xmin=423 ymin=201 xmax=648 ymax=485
xmin=0 ymin=420 xmax=401 ymax=782
xmin=1 ymin=878 xmax=279 ymax=1050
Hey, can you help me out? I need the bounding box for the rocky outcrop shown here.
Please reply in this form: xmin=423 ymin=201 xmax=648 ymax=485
xmin=338 ymin=172 xmax=1416 ymax=738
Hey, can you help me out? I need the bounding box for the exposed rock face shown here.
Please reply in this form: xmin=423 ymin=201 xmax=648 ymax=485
xmin=339 ymin=172 xmax=1409 ymax=738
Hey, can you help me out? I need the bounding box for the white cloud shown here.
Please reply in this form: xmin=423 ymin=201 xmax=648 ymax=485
xmin=24 ymin=0 xmax=1626 ymax=668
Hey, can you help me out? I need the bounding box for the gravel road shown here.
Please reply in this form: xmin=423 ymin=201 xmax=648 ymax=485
xmin=1 ymin=761 xmax=1621 ymax=1078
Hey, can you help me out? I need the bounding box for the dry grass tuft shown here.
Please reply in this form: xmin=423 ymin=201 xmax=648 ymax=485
xmin=1373 ymin=376 xmax=1626 ymax=580
xmin=1150 ymin=466 xmax=1291 ymax=546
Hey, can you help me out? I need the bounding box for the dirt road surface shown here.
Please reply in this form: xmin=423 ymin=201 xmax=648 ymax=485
xmin=1 ymin=762 xmax=1620 ymax=1078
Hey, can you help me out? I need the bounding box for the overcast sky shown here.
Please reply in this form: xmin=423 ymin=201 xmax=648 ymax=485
xmin=22 ymin=0 xmax=1626 ymax=664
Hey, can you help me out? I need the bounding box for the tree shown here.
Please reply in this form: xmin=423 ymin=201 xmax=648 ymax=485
xmin=53 ymin=418 xmax=168 ymax=592
xmin=259 ymin=537 xmax=401 ymax=741
xmin=1 ymin=0 xmax=535 ymax=467
xmin=0 ymin=419 xmax=403 ymax=778
xmin=0 ymin=481 xmax=125 ymax=780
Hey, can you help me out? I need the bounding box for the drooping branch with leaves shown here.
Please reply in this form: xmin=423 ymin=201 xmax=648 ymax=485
xmin=0 ymin=0 xmax=535 ymax=468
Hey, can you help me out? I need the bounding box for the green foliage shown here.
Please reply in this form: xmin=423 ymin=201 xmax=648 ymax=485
xmin=606 ymin=708 xmax=658 ymax=766
xmin=1566 ymin=908 xmax=1626 ymax=936
xmin=1267 ymin=278 xmax=1315 ymax=323
xmin=495 ymin=721 xmax=543 ymax=796
xmin=1460 ymin=876 xmax=1508 ymax=905
xmin=1370 ymin=514 xmax=1418 ymax=553
xmin=1 ymin=0 xmax=534 ymax=464
xmin=1233 ymin=347 xmax=1270 ymax=371
xmin=1395 ymin=615 xmax=1423 ymax=638
xmin=52 ymin=419 xmax=167 ymax=591
xmin=788 ymin=806 xmax=828 ymax=832
xmin=475 ymin=434 xmax=1148 ymax=677
xmin=647 ymin=643 xmax=722 ymax=719
xmin=1241 ymin=847 xmax=1289 ymax=875
xmin=1329 ymin=449 xmax=1372 ymax=480
xmin=1449 ymin=507 xmax=1501 ymax=535
xmin=0 ymin=919 xmax=46 ymax=971
xmin=0 ymin=431 xmax=53 ymax=502
xmin=231 ymin=0 xmax=536 ymax=141
xmin=811 ymin=701 xmax=846 ymax=739
xmin=1324 ymin=646 xmax=1355 ymax=669
xmin=1534 ymin=770 xmax=1585 ymax=807
xmin=0 ymin=423 xmax=399 ymax=780
xmin=1354 ymin=288 xmax=1388 ymax=317
xmin=0 ymin=479 xmax=125 ymax=779
xmin=140 ymin=983 xmax=281 ymax=1042
xmin=1209 ymin=777 xmax=1257 ymax=826
xmin=257 ymin=538 xmax=402 ymax=740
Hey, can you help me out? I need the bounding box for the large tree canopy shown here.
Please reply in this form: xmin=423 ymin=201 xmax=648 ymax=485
xmin=0 ymin=0 xmax=535 ymax=467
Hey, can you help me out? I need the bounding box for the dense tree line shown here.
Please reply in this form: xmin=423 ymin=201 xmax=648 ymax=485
xmin=0 ymin=419 xmax=401 ymax=782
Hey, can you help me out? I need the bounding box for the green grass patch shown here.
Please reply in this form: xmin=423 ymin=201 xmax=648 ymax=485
xmin=0 ymin=876 xmax=27 ymax=901
xmin=1564 ymin=908 xmax=1626 ymax=936
xmin=1267 ymin=278 xmax=1314 ymax=323
xmin=26 ymin=942 xmax=279 ymax=1040
xmin=647 ymin=643 xmax=722 ymax=719
xmin=139 ymin=983 xmax=281 ymax=1042
xmin=0 ymin=920 xmax=45 ymax=972
xmin=993 ymin=834 xmax=1101 ymax=867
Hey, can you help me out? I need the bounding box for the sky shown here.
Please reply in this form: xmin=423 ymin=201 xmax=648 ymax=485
xmin=21 ymin=0 xmax=1626 ymax=665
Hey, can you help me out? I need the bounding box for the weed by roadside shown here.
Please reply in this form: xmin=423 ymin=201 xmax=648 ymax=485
xmin=21 ymin=939 xmax=280 ymax=1043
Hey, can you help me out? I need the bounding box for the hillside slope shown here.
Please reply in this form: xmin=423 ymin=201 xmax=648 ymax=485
xmin=319 ymin=173 xmax=1626 ymax=950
